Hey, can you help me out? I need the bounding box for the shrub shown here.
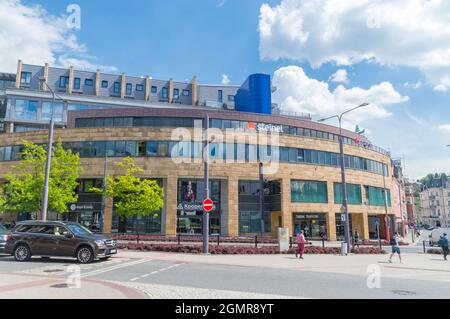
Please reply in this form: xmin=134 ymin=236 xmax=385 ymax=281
xmin=117 ymin=243 xmax=385 ymax=255
xmin=427 ymin=248 xmax=443 ymax=255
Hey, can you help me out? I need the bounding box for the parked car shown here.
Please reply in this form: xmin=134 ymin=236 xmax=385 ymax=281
xmin=4 ymin=221 xmax=117 ymax=263
xmin=0 ymin=224 xmax=11 ymax=253
xmin=428 ymin=227 xmax=450 ymax=246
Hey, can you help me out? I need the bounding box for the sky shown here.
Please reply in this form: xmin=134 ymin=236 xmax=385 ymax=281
xmin=0 ymin=0 xmax=449 ymax=179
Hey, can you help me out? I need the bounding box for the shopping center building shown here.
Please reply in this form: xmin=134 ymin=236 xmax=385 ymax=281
xmin=0 ymin=61 xmax=397 ymax=240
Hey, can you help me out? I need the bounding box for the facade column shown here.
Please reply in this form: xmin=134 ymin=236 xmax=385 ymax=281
xmin=168 ymin=79 xmax=174 ymax=104
xmin=15 ymin=60 xmax=22 ymax=89
xmin=95 ymin=69 xmax=101 ymax=96
xmin=145 ymin=76 xmax=151 ymax=101
xmin=327 ymin=212 xmax=337 ymax=241
xmin=164 ymin=174 xmax=178 ymax=236
xmin=103 ymin=196 xmax=113 ymax=234
xmin=281 ymin=178 xmax=293 ymax=235
xmin=68 ymin=66 xmax=74 ymax=95
xmin=43 ymin=63 xmax=49 ymax=90
xmin=191 ymin=76 xmax=198 ymax=106
xmin=227 ymin=176 xmax=239 ymax=236
xmin=120 ymin=73 xmax=126 ymax=99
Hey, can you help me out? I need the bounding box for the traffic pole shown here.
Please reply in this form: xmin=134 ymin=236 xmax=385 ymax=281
xmin=203 ymin=115 xmax=210 ymax=254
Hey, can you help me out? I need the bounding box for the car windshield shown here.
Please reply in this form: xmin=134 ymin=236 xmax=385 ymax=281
xmin=0 ymin=224 xmax=7 ymax=231
xmin=66 ymin=224 xmax=93 ymax=235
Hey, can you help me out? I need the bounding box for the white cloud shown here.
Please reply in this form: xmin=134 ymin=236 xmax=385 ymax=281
xmin=329 ymin=69 xmax=349 ymax=83
xmin=434 ymin=84 xmax=449 ymax=92
xmin=221 ymin=74 xmax=230 ymax=85
xmin=0 ymin=0 xmax=115 ymax=73
xmin=259 ymin=0 xmax=450 ymax=91
xmin=437 ymin=124 xmax=450 ymax=133
xmin=403 ymin=80 xmax=423 ymax=90
xmin=272 ymin=66 xmax=408 ymax=128
xmin=216 ymin=0 xmax=227 ymax=8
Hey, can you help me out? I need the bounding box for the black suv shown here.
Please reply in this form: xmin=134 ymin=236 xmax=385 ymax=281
xmin=4 ymin=221 xmax=117 ymax=263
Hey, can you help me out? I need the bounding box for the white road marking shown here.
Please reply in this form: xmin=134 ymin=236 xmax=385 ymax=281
xmin=151 ymin=271 xmax=158 ymax=275
xmin=130 ymin=277 xmax=140 ymax=281
xmin=81 ymin=259 xmax=151 ymax=278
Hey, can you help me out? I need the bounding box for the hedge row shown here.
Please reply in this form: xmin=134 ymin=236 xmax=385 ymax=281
xmin=117 ymin=243 xmax=386 ymax=255
xmin=112 ymin=234 xmax=278 ymax=244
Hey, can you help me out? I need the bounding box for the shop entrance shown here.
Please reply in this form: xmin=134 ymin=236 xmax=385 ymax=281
xmin=293 ymin=213 xmax=327 ymax=239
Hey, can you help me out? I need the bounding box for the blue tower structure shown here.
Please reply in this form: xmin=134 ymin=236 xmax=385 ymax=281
xmin=235 ymin=74 xmax=272 ymax=115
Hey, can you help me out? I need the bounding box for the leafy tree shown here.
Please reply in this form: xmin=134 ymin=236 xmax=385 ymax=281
xmin=418 ymin=173 xmax=448 ymax=189
xmin=0 ymin=139 xmax=82 ymax=218
xmin=92 ymin=157 xmax=164 ymax=233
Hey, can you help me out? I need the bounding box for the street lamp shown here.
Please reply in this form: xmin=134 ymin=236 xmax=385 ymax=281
xmin=318 ymin=103 xmax=370 ymax=252
xmin=38 ymin=78 xmax=67 ymax=221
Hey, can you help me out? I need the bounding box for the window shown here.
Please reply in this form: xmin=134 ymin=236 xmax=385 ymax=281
xmin=228 ymin=95 xmax=235 ymax=102
xmin=126 ymin=83 xmax=132 ymax=95
xmin=183 ymin=89 xmax=190 ymax=96
xmin=41 ymin=102 xmax=64 ymax=122
xmin=14 ymin=100 xmax=37 ymax=121
xmin=291 ymin=180 xmax=328 ymax=203
xmin=136 ymin=84 xmax=144 ymax=92
xmin=334 ymin=183 xmax=362 ymax=205
xmin=73 ymin=78 xmax=81 ymax=90
xmin=59 ymin=76 xmax=69 ymax=89
xmin=21 ymin=72 xmax=32 ymax=85
xmin=85 ymin=79 xmax=94 ymax=86
xmin=365 ymin=186 xmax=391 ymax=207
xmin=162 ymin=87 xmax=168 ymax=99
xmin=151 ymin=86 xmax=157 ymax=94
xmin=218 ymin=90 xmax=223 ymax=103
xmin=102 ymin=80 xmax=108 ymax=88
xmin=173 ymin=88 xmax=179 ymax=100
xmin=113 ymin=82 xmax=120 ymax=94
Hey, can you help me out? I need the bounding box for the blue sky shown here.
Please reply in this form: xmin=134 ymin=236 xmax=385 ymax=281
xmin=2 ymin=0 xmax=450 ymax=178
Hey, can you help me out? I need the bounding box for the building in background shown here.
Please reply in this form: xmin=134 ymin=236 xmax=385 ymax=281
xmin=392 ymin=160 xmax=407 ymax=236
xmin=419 ymin=177 xmax=450 ymax=228
xmin=0 ymin=60 xmax=396 ymax=240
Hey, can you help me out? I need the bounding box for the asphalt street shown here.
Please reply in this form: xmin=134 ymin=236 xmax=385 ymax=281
xmin=1 ymin=249 xmax=450 ymax=299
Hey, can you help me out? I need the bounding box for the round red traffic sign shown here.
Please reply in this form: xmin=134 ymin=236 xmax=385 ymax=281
xmin=203 ymin=198 xmax=214 ymax=212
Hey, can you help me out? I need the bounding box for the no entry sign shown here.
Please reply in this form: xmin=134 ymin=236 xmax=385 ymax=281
xmin=202 ymin=198 xmax=214 ymax=212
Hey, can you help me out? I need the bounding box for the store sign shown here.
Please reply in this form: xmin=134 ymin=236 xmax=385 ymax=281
xmin=247 ymin=122 xmax=283 ymax=133
xmin=177 ymin=202 xmax=216 ymax=212
xmin=68 ymin=203 xmax=98 ymax=212
xmin=295 ymin=214 xmax=322 ymax=220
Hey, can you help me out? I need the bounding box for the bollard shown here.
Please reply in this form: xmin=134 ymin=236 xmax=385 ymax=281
xmin=423 ymin=240 xmax=426 ymax=254
xmin=289 ymin=237 xmax=292 ymax=249
xmin=255 ymin=236 xmax=258 ymax=249
xmin=217 ymin=235 xmax=220 ymax=246
xmin=322 ymin=237 xmax=325 ymax=248
xmin=178 ymin=234 xmax=181 ymax=246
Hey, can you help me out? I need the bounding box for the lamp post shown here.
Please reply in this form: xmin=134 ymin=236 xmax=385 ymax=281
xmin=318 ymin=103 xmax=370 ymax=252
xmin=38 ymin=78 xmax=66 ymax=221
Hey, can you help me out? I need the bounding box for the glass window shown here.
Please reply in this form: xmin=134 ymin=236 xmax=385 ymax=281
xmin=113 ymin=82 xmax=120 ymax=94
xmin=146 ymin=141 xmax=158 ymax=156
xmin=222 ymin=120 xmax=231 ymax=129
xmin=126 ymin=83 xmax=132 ymax=95
xmin=288 ymin=148 xmax=297 ymax=163
xmin=106 ymin=141 xmax=115 ymax=156
xmin=104 ymin=118 xmax=114 ymax=127
xmin=114 ymin=141 xmax=126 ymax=156
xmin=334 ymin=183 xmax=362 ymax=205
xmin=14 ymin=100 xmax=37 ymax=121
xmin=228 ymin=95 xmax=235 ymax=102
xmin=162 ymin=87 xmax=168 ymax=99
xmin=41 ymin=102 xmax=64 ymax=122
xmin=157 ymin=142 xmax=169 ymax=157
xmin=173 ymin=88 xmax=179 ymax=99
xmin=280 ymin=147 xmax=289 ymax=162
xmin=73 ymin=78 xmax=81 ymax=90
xmin=151 ymin=86 xmax=157 ymax=94
xmin=291 ymin=180 xmax=328 ymax=203
xmin=21 ymin=72 xmax=32 ymax=85
xmin=102 ymin=80 xmax=108 ymax=88
xmin=136 ymin=84 xmax=144 ymax=92
xmin=59 ymin=76 xmax=69 ymax=89
xmin=211 ymin=119 xmax=222 ymax=129
xmin=218 ymin=90 xmax=223 ymax=103
xmin=183 ymin=89 xmax=190 ymax=96
xmin=85 ymin=79 xmax=93 ymax=86
xmin=94 ymin=141 xmax=106 ymax=157
xmin=125 ymin=141 xmax=137 ymax=156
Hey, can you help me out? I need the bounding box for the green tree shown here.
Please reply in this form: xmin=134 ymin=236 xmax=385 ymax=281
xmin=92 ymin=157 xmax=164 ymax=233
xmin=0 ymin=139 xmax=82 ymax=218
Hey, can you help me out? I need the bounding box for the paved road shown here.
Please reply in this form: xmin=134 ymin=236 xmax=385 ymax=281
xmin=1 ymin=249 xmax=450 ymax=299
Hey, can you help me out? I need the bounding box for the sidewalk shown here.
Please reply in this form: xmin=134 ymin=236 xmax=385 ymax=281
xmin=0 ymin=271 xmax=145 ymax=299
xmin=117 ymin=250 xmax=450 ymax=282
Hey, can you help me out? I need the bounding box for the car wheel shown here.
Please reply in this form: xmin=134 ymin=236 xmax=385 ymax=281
xmin=76 ymin=246 xmax=94 ymax=264
xmin=14 ymin=244 xmax=31 ymax=262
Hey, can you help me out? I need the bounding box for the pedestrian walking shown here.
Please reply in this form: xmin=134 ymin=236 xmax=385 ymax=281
xmin=295 ymin=230 xmax=306 ymax=259
xmin=438 ymin=233 xmax=449 ymax=261
xmin=354 ymin=230 xmax=360 ymax=248
xmin=389 ymin=232 xmax=402 ymax=264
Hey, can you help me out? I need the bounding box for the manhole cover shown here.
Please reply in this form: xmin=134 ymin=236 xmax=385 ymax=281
xmin=50 ymin=283 xmax=70 ymax=288
xmin=44 ymin=269 xmax=64 ymax=273
xmin=392 ymin=290 xmax=416 ymax=296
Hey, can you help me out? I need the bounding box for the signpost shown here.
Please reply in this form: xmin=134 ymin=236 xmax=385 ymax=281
xmin=203 ymin=198 xmax=214 ymax=213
